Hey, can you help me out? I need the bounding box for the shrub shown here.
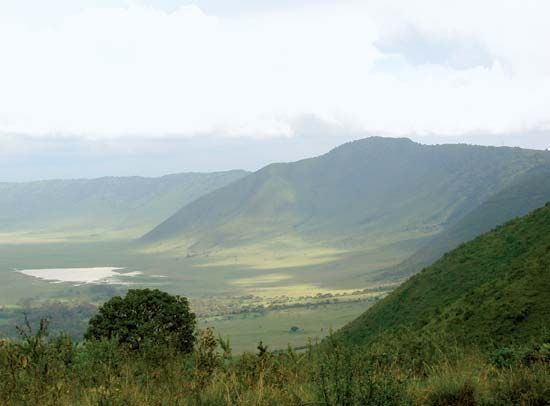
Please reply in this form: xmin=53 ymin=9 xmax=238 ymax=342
xmin=427 ymin=381 xmax=477 ymax=406
xmin=490 ymin=347 xmax=516 ymax=368
xmin=0 ymin=318 xmax=76 ymax=404
xmin=489 ymin=368 xmax=550 ymax=405
xmin=314 ymin=335 xmax=407 ymax=405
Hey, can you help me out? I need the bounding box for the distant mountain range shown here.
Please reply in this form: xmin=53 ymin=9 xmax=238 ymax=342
xmin=0 ymin=170 xmax=248 ymax=238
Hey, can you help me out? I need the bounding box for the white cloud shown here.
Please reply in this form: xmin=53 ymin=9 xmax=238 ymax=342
xmin=0 ymin=0 xmax=549 ymax=139
xmin=374 ymin=22 xmax=493 ymax=70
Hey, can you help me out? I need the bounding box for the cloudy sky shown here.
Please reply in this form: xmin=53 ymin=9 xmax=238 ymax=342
xmin=1 ymin=0 xmax=549 ymax=181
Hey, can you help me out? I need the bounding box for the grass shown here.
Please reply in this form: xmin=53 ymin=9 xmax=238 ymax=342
xmin=3 ymin=201 xmax=549 ymax=356
xmin=201 ymin=300 xmax=372 ymax=354
xmin=1 ymin=201 xmax=549 ymax=403
xmin=0 ymin=285 xmax=382 ymax=352
xmin=1 ymin=322 xmax=548 ymax=405
xmin=0 ymin=231 xmax=390 ymax=351
xmin=386 ymin=163 xmax=550 ymax=282
xmin=341 ymin=202 xmax=550 ymax=347
xmin=0 ymin=225 xmax=404 ymax=352
xmin=0 ymin=218 xmax=415 ymax=305
xmin=0 ymin=221 xmax=419 ymax=302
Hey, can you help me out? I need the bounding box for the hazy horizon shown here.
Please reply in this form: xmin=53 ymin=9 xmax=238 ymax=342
xmin=1 ymin=0 xmax=550 ymax=181
xmin=2 ymin=131 xmax=550 ymax=182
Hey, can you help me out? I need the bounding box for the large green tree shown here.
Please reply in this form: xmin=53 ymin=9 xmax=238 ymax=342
xmin=85 ymin=289 xmax=196 ymax=353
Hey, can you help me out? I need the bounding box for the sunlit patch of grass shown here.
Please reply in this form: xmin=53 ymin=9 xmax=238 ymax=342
xmin=233 ymin=241 xmax=351 ymax=271
xmin=141 ymin=233 xmax=350 ymax=270
xmin=199 ymin=246 xmax=347 ymax=270
xmin=136 ymin=236 xmax=198 ymax=255
xmin=230 ymin=273 xmax=293 ymax=287
xmin=247 ymin=285 xmax=358 ymax=298
xmin=0 ymin=228 xmax=144 ymax=244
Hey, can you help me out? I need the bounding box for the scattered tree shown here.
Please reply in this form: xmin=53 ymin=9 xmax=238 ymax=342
xmin=290 ymin=326 xmax=301 ymax=333
xmin=85 ymin=289 xmax=196 ymax=353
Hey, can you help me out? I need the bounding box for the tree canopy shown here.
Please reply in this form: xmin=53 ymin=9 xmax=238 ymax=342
xmin=85 ymin=289 xmax=196 ymax=353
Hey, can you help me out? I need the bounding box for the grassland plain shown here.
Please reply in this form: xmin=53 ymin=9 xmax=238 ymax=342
xmin=0 ymin=235 xmax=392 ymax=351
xmin=199 ymin=300 xmax=377 ymax=354
xmin=0 ymin=234 xmax=405 ymax=303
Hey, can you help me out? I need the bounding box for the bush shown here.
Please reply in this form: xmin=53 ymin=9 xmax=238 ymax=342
xmin=0 ymin=318 xmax=76 ymax=404
xmin=314 ymin=335 xmax=407 ymax=405
xmin=427 ymin=382 xmax=477 ymax=406
xmin=489 ymin=368 xmax=550 ymax=405
xmin=490 ymin=347 xmax=516 ymax=368
xmin=85 ymin=289 xmax=196 ymax=353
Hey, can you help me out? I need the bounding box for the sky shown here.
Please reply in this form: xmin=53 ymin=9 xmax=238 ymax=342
xmin=1 ymin=0 xmax=549 ymax=181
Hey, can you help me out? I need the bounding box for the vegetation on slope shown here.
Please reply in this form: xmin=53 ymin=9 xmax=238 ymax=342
xmin=1 ymin=299 xmax=548 ymax=405
xmin=382 ymin=164 xmax=550 ymax=281
xmin=341 ymin=202 xmax=550 ymax=347
xmin=142 ymin=137 xmax=550 ymax=263
xmin=0 ymin=170 xmax=247 ymax=237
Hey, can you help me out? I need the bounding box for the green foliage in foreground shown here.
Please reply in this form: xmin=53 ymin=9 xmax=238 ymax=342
xmin=0 ymin=322 xmax=549 ymax=405
xmin=86 ymin=289 xmax=196 ymax=353
xmin=341 ymin=202 xmax=550 ymax=347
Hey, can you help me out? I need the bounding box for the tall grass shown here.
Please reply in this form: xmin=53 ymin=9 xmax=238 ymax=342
xmin=0 ymin=322 xmax=548 ymax=405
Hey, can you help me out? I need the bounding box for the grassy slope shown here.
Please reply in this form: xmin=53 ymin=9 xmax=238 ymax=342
xmin=376 ymin=164 xmax=550 ymax=281
xmin=340 ymin=202 xmax=550 ymax=346
xmin=142 ymin=138 xmax=550 ymax=259
xmin=0 ymin=170 xmax=247 ymax=238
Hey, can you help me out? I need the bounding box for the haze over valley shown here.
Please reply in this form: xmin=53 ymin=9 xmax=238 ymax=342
xmin=1 ymin=1 xmax=549 ymax=403
xmin=2 ymin=136 xmax=550 ymax=352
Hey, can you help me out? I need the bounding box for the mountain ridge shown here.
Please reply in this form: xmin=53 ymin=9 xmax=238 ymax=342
xmin=141 ymin=137 xmax=550 ymax=262
xmin=371 ymin=163 xmax=550 ymax=282
xmin=340 ymin=201 xmax=550 ymax=346
xmin=0 ymin=170 xmax=248 ymax=237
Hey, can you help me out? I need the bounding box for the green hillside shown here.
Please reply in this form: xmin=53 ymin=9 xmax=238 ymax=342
xmin=340 ymin=202 xmax=550 ymax=346
xmin=376 ymin=164 xmax=550 ymax=281
xmin=0 ymin=170 xmax=247 ymax=239
xmin=141 ymin=137 xmax=550 ymax=274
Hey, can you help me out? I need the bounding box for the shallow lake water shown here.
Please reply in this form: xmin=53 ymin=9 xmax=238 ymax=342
xmin=17 ymin=267 xmax=143 ymax=284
